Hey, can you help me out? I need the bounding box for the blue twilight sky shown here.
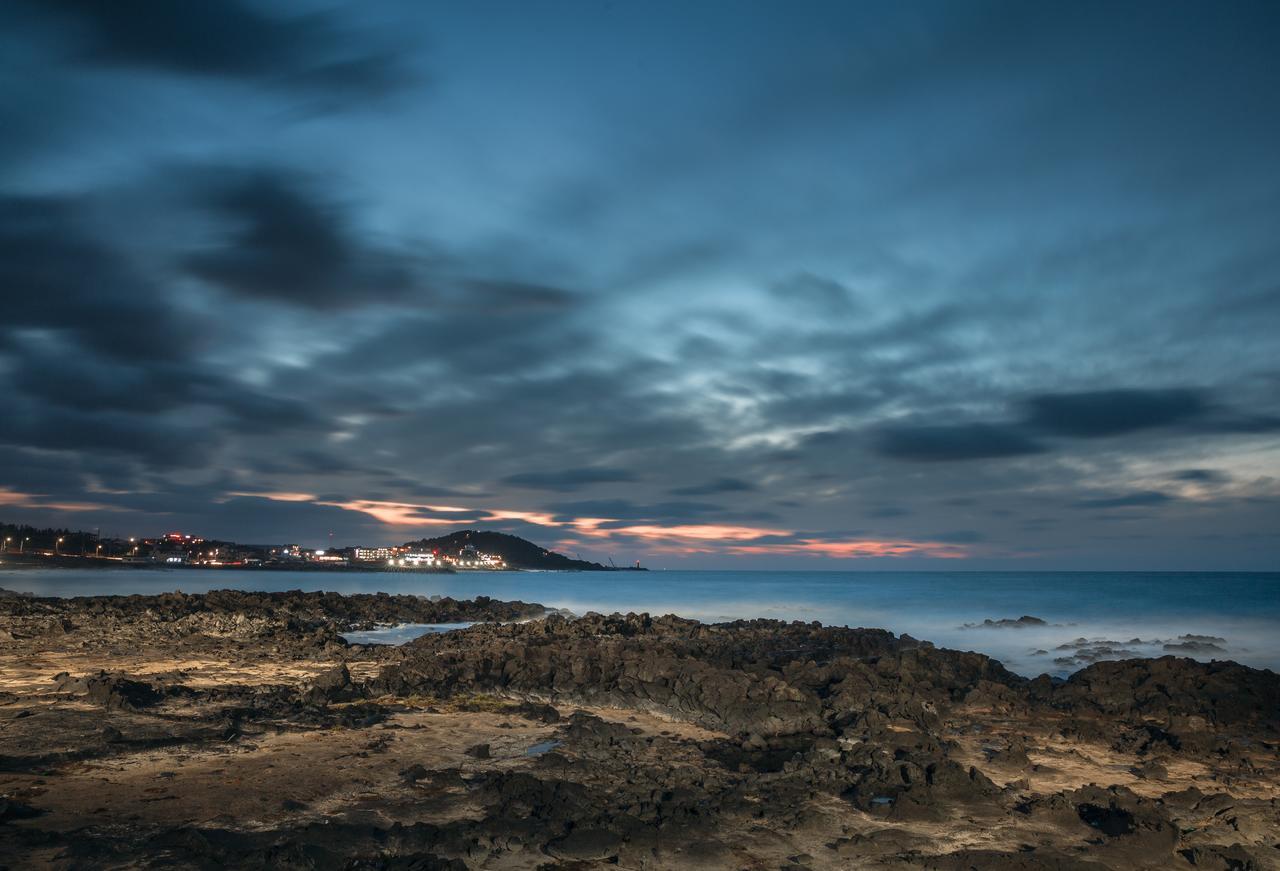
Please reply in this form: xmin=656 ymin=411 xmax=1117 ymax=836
xmin=1 ymin=0 xmax=1278 ymax=569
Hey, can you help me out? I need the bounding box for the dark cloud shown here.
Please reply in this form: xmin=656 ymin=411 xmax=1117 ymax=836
xmin=501 ymin=468 xmax=640 ymax=492
xmin=0 ymin=195 xmax=201 ymax=362
xmin=282 ymin=51 xmax=411 ymax=107
xmin=668 ymin=477 xmax=758 ymax=496
xmin=7 ymin=342 xmax=204 ymax=415
xmin=1171 ymin=468 xmax=1231 ymax=484
xmin=314 ymin=271 xmax=591 ymax=378
xmin=0 ymin=192 xmax=261 ymax=472
xmin=184 ymin=170 xmax=418 ymax=309
xmin=1194 ymin=413 xmax=1280 ymax=435
xmin=321 ymin=314 xmax=573 ymax=377
xmin=15 ymin=0 xmax=412 ymax=100
xmin=0 ymin=401 xmax=219 ymax=468
xmin=770 ymin=272 xmax=858 ymax=312
xmin=867 ymin=504 xmax=912 ymax=518
xmin=866 ymin=385 xmax=1271 ymax=468
xmin=461 ymin=280 xmax=578 ymax=314
xmin=180 ymin=496 xmax=393 ymax=547
xmin=1022 ymin=388 xmax=1209 ymax=438
xmin=544 ymin=499 xmax=778 ymax=525
xmin=548 ymin=500 xmax=715 ymax=521
xmin=206 ymin=385 xmax=322 ymax=436
xmin=929 ymin=530 xmax=986 ymax=544
xmin=376 ymin=477 xmax=487 ymax=500
xmin=1073 ymin=491 xmax=1176 ymax=510
xmin=7 ymin=341 xmax=318 ymax=437
xmin=0 ymin=447 xmax=136 ymax=499
xmin=872 ymin=422 xmax=1046 ymax=462
xmin=0 ymin=186 xmax=349 ymax=478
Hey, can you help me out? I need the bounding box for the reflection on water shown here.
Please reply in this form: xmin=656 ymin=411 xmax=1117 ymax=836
xmin=3 ymin=567 xmax=1277 ymax=677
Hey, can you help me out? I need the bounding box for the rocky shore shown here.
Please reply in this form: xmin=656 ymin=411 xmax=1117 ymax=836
xmin=1 ymin=589 xmax=1277 ymax=869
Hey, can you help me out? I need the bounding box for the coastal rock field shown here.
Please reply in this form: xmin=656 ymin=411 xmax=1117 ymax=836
xmin=1 ymin=589 xmax=1277 ymax=869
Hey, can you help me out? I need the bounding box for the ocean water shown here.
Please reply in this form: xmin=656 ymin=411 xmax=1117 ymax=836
xmin=340 ymin=622 xmax=473 ymax=645
xmin=3 ymin=568 xmax=1277 ymax=677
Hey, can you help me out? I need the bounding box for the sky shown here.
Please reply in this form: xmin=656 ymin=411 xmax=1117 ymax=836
xmin=1 ymin=0 xmax=1278 ymax=570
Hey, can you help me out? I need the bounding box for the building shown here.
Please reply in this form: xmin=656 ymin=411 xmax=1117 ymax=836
xmin=149 ymin=547 xmax=187 ymax=565
xmin=444 ymin=544 xmax=505 ymax=569
xmin=352 ymin=546 xmax=394 ymax=562
xmin=400 ymin=551 xmax=437 ymax=567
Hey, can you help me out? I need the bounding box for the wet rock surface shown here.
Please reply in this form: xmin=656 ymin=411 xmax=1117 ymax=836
xmin=0 ymin=588 xmax=542 ymax=651
xmin=1 ymin=590 xmax=1277 ymax=869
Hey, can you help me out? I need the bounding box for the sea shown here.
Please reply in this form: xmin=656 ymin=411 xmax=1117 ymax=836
xmin=3 ymin=568 xmax=1277 ymax=678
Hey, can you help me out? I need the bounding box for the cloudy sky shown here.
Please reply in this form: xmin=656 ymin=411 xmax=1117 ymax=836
xmin=1 ymin=0 xmax=1278 ymax=569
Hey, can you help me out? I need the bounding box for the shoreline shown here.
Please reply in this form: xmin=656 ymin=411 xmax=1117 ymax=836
xmin=4 ymin=568 xmax=1278 ymax=681
xmin=2 ymin=587 xmax=1278 ymax=868
xmin=0 ymin=554 xmax=647 ymax=573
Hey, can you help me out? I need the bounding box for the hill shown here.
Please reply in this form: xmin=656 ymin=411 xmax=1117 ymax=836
xmin=405 ymin=530 xmax=618 ymax=571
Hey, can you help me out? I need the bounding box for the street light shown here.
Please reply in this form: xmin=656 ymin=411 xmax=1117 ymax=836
xmin=3 ymin=537 xmax=10 ymax=552
xmin=56 ymin=537 xmax=64 ymax=555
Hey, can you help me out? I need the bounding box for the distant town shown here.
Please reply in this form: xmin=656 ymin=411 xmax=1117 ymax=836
xmin=0 ymin=523 xmax=642 ymax=572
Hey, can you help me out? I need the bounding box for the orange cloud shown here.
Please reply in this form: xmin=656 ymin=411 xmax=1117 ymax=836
xmin=0 ymin=487 xmax=128 ymax=514
xmin=316 ymin=499 xmax=467 ymax=526
xmin=565 ymin=517 xmax=613 ymax=532
xmin=229 ymin=491 xmax=317 ymax=502
xmin=579 ymin=523 xmax=791 ymax=542
xmin=487 ymin=509 xmax=564 ymax=527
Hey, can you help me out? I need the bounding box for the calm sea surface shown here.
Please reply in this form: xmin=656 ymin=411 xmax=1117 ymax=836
xmin=3 ymin=568 xmax=1277 ymax=677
